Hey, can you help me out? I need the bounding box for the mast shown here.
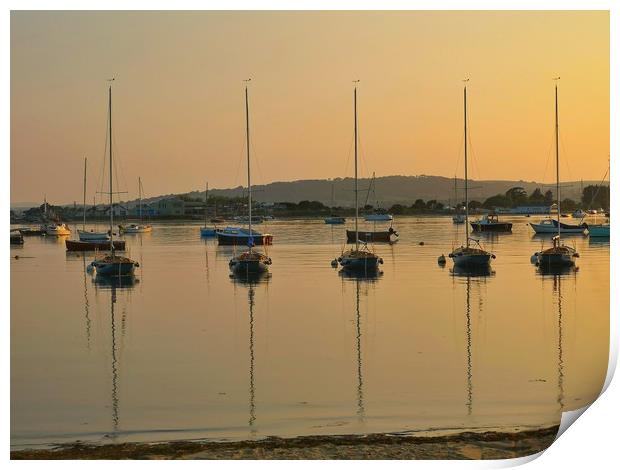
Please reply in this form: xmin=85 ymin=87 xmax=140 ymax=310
xmin=83 ymin=157 xmax=87 ymax=231
xmin=244 ymin=80 xmax=252 ymax=251
xmin=554 ymin=79 xmax=561 ymax=237
xmin=204 ymin=181 xmax=209 ymax=226
xmin=108 ymin=84 xmax=114 ymax=254
xmin=354 ymin=83 xmax=359 ymax=250
xmin=463 ymin=80 xmax=469 ymax=248
xmin=138 ymin=177 xmax=142 ymax=222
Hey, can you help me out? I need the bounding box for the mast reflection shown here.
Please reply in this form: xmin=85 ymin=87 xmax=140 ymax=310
xmin=552 ymin=274 xmax=565 ymax=411
xmin=230 ymin=272 xmax=271 ymax=432
xmin=450 ymin=265 xmax=492 ymax=416
xmin=339 ymin=270 xmax=382 ymax=422
xmin=81 ymin=254 xmax=92 ymax=350
xmin=93 ymin=274 xmax=137 ymax=437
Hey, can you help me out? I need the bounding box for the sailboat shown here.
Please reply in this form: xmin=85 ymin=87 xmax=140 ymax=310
xmin=448 ymin=80 xmax=495 ymax=269
xmin=452 ymin=176 xmax=466 ymax=224
xmin=200 ymin=182 xmax=218 ymax=237
xmin=119 ymin=177 xmax=152 ymax=233
xmin=67 ymin=158 xmax=126 ymax=251
xmin=337 ymin=83 xmax=383 ymax=272
xmin=77 ymin=157 xmax=110 ymax=241
xmin=363 ymin=173 xmax=393 ymax=221
xmin=324 ymin=181 xmax=346 ymax=224
xmin=228 ymin=80 xmax=272 ymax=275
xmin=534 ymin=80 xmax=580 ymax=269
xmin=90 ymin=81 xmax=139 ymax=277
xmin=587 ymin=163 xmax=610 ymax=238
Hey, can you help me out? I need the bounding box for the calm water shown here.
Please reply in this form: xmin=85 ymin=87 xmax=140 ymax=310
xmin=10 ymin=216 xmax=609 ymax=448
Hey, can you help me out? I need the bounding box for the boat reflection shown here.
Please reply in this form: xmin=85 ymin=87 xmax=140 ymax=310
xmin=93 ymin=274 xmax=139 ymax=289
xmin=588 ymin=237 xmax=610 ymax=248
xmin=338 ymin=269 xmax=383 ymax=282
xmin=536 ymin=264 xmax=579 ymax=277
xmin=450 ymin=265 xmax=495 ymax=278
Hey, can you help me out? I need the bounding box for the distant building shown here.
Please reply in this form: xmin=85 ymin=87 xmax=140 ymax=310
xmin=183 ymin=200 xmax=205 ymax=217
xmin=157 ymin=197 xmax=185 ymax=216
xmin=127 ymin=203 xmax=158 ymax=218
xmin=495 ymin=205 xmax=550 ymax=215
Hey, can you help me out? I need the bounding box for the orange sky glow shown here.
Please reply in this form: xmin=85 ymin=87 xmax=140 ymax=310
xmin=10 ymin=10 xmax=609 ymax=203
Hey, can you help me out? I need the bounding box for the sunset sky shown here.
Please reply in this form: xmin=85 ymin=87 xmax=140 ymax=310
xmin=10 ymin=10 xmax=609 ymax=204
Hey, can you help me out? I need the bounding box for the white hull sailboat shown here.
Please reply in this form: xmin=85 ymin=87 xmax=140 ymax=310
xmin=120 ymin=177 xmax=152 ymax=234
xmin=534 ymin=79 xmax=579 ymax=269
xmin=448 ymin=79 xmax=494 ymax=270
xmin=46 ymin=223 xmax=71 ymax=236
xmin=337 ymin=82 xmax=383 ymax=273
xmin=229 ymin=80 xmax=272 ymax=276
xmin=77 ymin=157 xmax=110 ymax=241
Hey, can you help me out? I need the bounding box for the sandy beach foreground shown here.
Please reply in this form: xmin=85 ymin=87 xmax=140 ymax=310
xmin=12 ymin=426 xmax=558 ymax=460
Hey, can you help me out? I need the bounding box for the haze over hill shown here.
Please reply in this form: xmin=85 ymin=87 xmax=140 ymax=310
xmin=149 ymin=175 xmax=603 ymax=208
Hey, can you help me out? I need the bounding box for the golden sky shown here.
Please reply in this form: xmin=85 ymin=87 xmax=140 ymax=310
xmin=10 ymin=11 xmax=609 ymax=204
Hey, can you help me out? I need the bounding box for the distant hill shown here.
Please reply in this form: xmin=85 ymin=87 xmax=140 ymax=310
xmin=12 ymin=175 xmax=607 ymax=210
xmin=177 ymin=175 xmax=604 ymax=207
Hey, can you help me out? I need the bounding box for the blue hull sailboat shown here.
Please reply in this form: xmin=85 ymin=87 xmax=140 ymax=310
xmin=448 ymin=79 xmax=494 ymax=270
xmin=229 ymin=80 xmax=272 ymax=276
xmin=535 ymin=79 xmax=580 ymax=269
xmin=337 ymin=83 xmax=383 ymax=273
xmin=90 ymin=80 xmax=139 ymax=278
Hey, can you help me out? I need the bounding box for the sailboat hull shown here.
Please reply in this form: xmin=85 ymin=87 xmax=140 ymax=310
xmin=229 ymin=251 xmax=271 ymax=274
xmin=78 ymin=229 xmax=110 ymax=241
xmin=588 ymin=224 xmax=610 ymax=237
xmin=92 ymin=257 xmax=137 ymax=276
xmin=364 ymin=214 xmax=393 ymax=221
xmin=119 ymin=224 xmax=152 ymax=234
xmin=346 ymin=230 xmax=398 ymax=244
xmin=66 ymin=240 xmax=125 ymax=252
xmin=200 ymin=227 xmax=217 ymax=237
xmin=338 ymin=250 xmax=382 ymax=271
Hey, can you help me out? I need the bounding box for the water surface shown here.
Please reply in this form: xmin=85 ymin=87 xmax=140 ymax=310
xmin=10 ymin=216 xmax=609 ymax=447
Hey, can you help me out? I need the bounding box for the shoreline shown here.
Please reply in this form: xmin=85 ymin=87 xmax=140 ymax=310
xmin=11 ymin=425 xmax=559 ymax=460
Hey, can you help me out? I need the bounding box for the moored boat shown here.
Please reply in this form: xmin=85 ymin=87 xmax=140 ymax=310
xmin=200 ymin=182 xmax=218 ymax=237
xmin=18 ymin=227 xmax=46 ymax=236
xmin=452 ymin=213 xmax=466 ymax=224
xmin=346 ymin=227 xmax=398 ymax=243
xmin=336 ymin=83 xmax=383 ymax=273
xmin=324 ymin=215 xmax=346 ymax=224
xmin=45 ymin=223 xmax=71 ymax=236
xmin=588 ymin=223 xmax=610 ymax=237
xmin=217 ymin=226 xmax=273 ymax=246
xmin=533 ymin=79 xmax=580 ymax=269
xmin=530 ymin=218 xmax=587 ymax=234
xmin=66 ymin=239 xmax=125 ymax=252
xmin=10 ymin=230 xmax=24 ymax=245
xmin=536 ymin=236 xmax=578 ymax=268
xmin=119 ymin=177 xmax=152 ymax=234
xmin=78 ymin=229 xmax=110 ymax=241
xmin=228 ymin=80 xmax=272 ymax=276
xmin=470 ymin=213 xmax=512 ymax=232
xmin=119 ymin=223 xmax=152 ymax=234
xmin=364 ymin=213 xmax=393 ymax=222
xmin=447 ymin=79 xmax=494 ymax=270
xmin=89 ymin=80 xmax=139 ymax=278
